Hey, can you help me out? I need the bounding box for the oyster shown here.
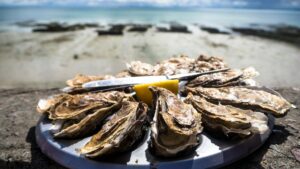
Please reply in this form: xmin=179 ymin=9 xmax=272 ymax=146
xmin=223 ymin=67 xmax=260 ymax=87
xmin=187 ymin=86 xmax=293 ymax=117
xmin=187 ymin=67 xmax=259 ymax=87
xmin=126 ymin=61 xmax=154 ymax=76
xmin=115 ymin=70 xmax=132 ymax=78
xmin=187 ymin=69 xmax=243 ymax=87
xmin=37 ymin=91 xmax=126 ymax=119
xmin=192 ymin=55 xmax=227 ymax=72
xmin=126 ymin=55 xmax=228 ymax=76
xmin=66 ymin=74 xmax=114 ymax=88
xmin=153 ymin=55 xmax=195 ymax=75
xmin=80 ymin=101 xmax=148 ymax=158
xmin=37 ymin=91 xmax=127 ymax=138
xmin=149 ymin=86 xmax=202 ymax=157
xmin=187 ymin=95 xmax=268 ymax=137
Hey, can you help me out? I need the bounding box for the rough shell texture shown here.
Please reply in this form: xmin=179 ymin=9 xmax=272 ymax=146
xmin=187 ymin=95 xmax=268 ymax=138
xmin=125 ymin=55 xmax=228 ymax=77
xmin=149 ymin=86 xmax=203 ymax=157
xmin=153 ymin=55 xmax=195 ymax=75
xmin=186 ymin=95 xmax=251 ymax=137
xmin=80 ymin=101 xmax=148 ymax=158
xmin=187 ymin=69 xmax=243 ymax=87
xmin=192 ymin=55 xmax=227 ymax=72
xmin=126 ymin=61 xmax=154 ymax=76
xmin=187 ymin=86 xmax=293 ymax=117
xmin=66 ymin=74 xmax=114 ymax=87
xmin=37 ymin=91 xmax=126 ymax=120
xmin=37 ymin=91 xmax=127 ymax=138
xmin=53 ymin=102 xmax=120 ymax=138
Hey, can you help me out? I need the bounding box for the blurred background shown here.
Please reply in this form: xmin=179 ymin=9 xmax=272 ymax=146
xmin=0 ymin=0 xmax=299 ymax=88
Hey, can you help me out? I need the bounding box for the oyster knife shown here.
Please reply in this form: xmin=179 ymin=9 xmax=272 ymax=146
xmin=82 ymin=68 xmax=229 ymax=89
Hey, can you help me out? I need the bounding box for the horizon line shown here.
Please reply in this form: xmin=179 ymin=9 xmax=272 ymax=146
xmin=0 ymin=5 xmax=300 ymax=11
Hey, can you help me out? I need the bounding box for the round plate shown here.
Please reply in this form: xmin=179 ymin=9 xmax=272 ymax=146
xmin=36 ymin=114 xmax=274 ymax=169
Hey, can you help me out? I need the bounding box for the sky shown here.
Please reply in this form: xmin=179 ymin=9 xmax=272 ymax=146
xmin=0 ymin=0 xmax=299 ymax=9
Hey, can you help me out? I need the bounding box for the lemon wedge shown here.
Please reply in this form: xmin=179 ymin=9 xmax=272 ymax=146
xmin=133 ymin=79 xmax=179 ymax=105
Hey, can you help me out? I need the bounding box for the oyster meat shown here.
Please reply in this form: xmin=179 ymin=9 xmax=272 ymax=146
xmin=80 ymin=101 xmax=148 ymax=158
xmin=187 ymin=86 xmax=293 ymax=117
xmin=37 ymin=91 xmax=127 ymax=138
xmin=187 ymin=95 xmax=268 ymax=137
xmin=149 ymin=86 xmax=203 ymax=157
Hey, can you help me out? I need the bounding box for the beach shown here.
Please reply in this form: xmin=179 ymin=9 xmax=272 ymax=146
xmin=0 ymin=24 xmax=300 ymax=88
xmin=1 ymin=6 xmax=300 ymax=169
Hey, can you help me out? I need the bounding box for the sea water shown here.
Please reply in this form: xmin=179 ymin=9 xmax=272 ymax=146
xmin=0 ymin=6 xmax=300 ymax=30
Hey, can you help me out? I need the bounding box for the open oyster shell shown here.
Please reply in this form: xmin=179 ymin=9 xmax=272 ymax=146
xmin=186 ymin=95 xmax=268 ymax=138
xmin=37 ymin=91 xmax=127 ymax=138
xmin=149 ymin=86 xmax=203 ymax=157
xmin=80 ymin=101 xmax=148 ymax=158
xmin=186 ymin=86 xmax=293 ymax=117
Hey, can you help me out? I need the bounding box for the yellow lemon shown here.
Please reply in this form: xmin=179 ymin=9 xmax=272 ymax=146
xmin=133 ymin=79 xmax=179 ymax=105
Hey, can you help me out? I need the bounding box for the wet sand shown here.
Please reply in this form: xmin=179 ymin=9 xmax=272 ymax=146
xmin=0 ymin=26 xmax=300 ymax=88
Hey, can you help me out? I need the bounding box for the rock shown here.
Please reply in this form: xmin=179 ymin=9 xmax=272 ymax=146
xmin=231 ymin=24 xmax=300 ymax=44
xmin=156 ymin=27 xmax=169 ymax=32
xmin=33 ymin=22 xmax=70 ymax=32
xmin=200 ymin=26 xmax=230 ymax=34
xmin=96 ymin=24 xmax=125 ymax=35
xmin=170 ymin=23 xmax=190 ymax=33
xmin=156 ymin=23 xmax=191 ymax=33
xmin=291 ymin=147 xmax=300 ymax=162
xmin=32 ymin=22 xmax=99 ymax=33
xmin=73 ymin=54 xmax=79 ymax=60
xmin=128 ymin=24 xmax=151 ymax=32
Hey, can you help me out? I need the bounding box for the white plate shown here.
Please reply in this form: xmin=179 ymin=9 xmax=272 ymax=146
xmin=36 ymin=114 xmax=274 ymax=169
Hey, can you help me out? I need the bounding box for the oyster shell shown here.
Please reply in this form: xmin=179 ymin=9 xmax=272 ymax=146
xmin=187 ymin=67 xmax=259 ymax=87
xmin=153 ymin=55 xmax=195 ymax=75
xmin=149 ymin=86 xmax=202 ymax=157
xmin=126 ymin=61 xmax=154 ymax=76
xmin=187 ymin=69 xmax=243 ymax=87
xmin=37 ymin=91 xmax=126 ymax=119
xmin=187 ymin=86 xmax=293 ymax=117
xmin=125 ymin=55 xmax=228 ymax=76
xmin=187 ymin=95 xmax=268 ymax=137
xmin=66 ymin=74 xmax=114 ymax=88
xmin=37 ymin=91 xmax=127 ymax=138
xmin=115 ymin=70 xmax=132 ymax=78
xmin=192 ymin=55 xmax=227 ymax=72
xmin=80 ymin=101 xmax=148 ymax=158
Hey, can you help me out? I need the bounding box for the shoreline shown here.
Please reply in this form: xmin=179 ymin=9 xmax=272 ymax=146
xmin=6 ymin=20 xmax=300 ymax=45
xmin=0 ymin=22 xmax=300 ymax=89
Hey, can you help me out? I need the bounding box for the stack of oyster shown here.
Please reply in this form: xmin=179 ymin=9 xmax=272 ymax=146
xmin=37 ymin=55 xmax=294 ymax=158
